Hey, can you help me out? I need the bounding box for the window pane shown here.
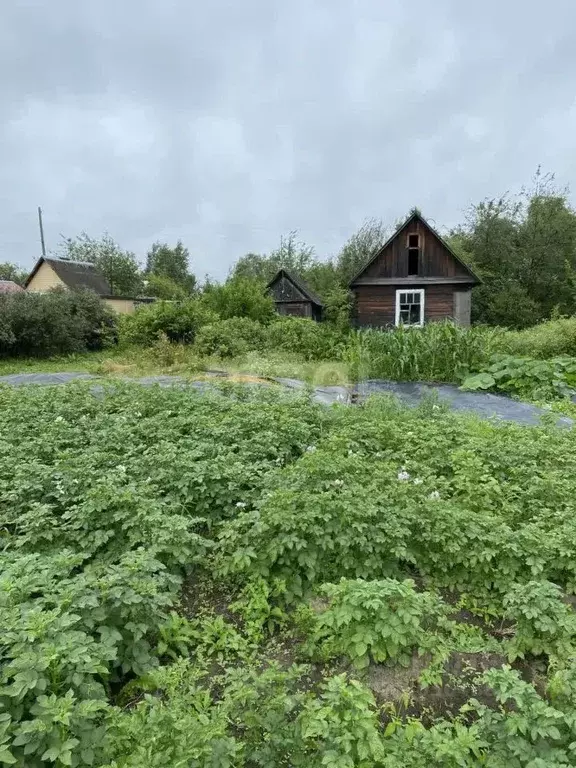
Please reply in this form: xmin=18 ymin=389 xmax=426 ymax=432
xmin=398 ymin=290 xmax=424 ymax=325
xmin=409 ymin=304 xmax=421 ymax=324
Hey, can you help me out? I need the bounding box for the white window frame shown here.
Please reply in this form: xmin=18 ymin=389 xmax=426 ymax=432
xmin=395 ymin=289 xmax=425 ymax=327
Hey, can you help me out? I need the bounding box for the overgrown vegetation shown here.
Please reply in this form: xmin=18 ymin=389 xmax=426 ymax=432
xmin=0 ymin=289 xmax=115 ymax=358
xmin=5 ymin=302 xmax=576 ymax=404
xmin=2 ymin=382 xmax=576 ymax=765
xmin=462 ymin=354 xmax=576 ymax=400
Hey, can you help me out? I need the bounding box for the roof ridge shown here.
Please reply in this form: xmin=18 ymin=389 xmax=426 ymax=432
xmin=268 ymin=267 xmax=324 ymax=306
xmin=46 ymin=257 xmax=98 ymax=267
xmin=349 ymin=210 xmax=481 ymax=285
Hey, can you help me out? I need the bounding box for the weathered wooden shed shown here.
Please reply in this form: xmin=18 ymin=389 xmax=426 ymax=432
xmin=267 ymin=268 xmax=323 ymax=321
xmin=350 ymin=211 xmax=481 ymax=327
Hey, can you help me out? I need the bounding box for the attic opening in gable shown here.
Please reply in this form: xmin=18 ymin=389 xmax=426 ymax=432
xmin=407 ymin=233 xmax=420 ymax=276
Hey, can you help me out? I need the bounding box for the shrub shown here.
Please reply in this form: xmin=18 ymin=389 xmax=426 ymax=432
xmin=0 ymin=288 xmax=116 ymax=357
xmin=499 ymin=317 xmax=576 ymax=359
xmin=145 ymin=333 xmax=204 ymax=371
xmin=201 ymin=278 xmax=275 ymax=323
xmin=194 ymin=317 xmax=265 ymax=358
xmin=322 ymin=287 xmax=353 ymax=331
xmin=472 ymin=280 xmax=542 ymax=329
xmin=144 ymin=273 xmax=189 ymax=300
xmin=264 ymin=316 xmax=346 ymax=360
xmin=119 ymin=299 xmax=218 ymax=345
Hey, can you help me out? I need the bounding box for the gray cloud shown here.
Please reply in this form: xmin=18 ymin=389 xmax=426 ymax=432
xmin=1 ymin=0 xmax=575 ymax=279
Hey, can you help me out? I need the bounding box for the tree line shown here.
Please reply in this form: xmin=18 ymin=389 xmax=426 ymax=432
xmin=1 ymin=168 xmax=575 ymax=329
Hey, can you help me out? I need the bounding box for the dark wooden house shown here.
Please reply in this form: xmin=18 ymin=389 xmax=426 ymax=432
xmin=267 ymin=268 xmax=323 ymax=321
xmin=350 ymin=211 xmax=480 ymax=328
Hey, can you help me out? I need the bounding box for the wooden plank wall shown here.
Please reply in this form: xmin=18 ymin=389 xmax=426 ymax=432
xmin=269 ymin=275 xmax=305 ymax=302
xmin=277 ymin=302 xmax=312 ymax=318
xmin=361 ymin=219 xmax=470 ymax=279
xmin=354 ymin=285 xmax=456 ymax=327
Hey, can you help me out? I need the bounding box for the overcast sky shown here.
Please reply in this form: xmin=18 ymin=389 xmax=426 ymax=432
xmin=1 ymin=1 xmax=575 ymax=279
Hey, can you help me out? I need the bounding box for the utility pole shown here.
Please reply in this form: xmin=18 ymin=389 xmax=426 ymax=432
xmin=38 ymin=206 xmax=46 ymax=257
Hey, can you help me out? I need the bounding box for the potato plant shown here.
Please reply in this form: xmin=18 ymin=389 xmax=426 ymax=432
xmin=1 ymin=381 xmax=576 ymax=765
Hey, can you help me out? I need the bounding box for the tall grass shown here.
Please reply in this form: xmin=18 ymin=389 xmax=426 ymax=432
xmin=346 ymin=322 xmax=503 ymax=383
xmin=497 ymin=317 xmax=576 ymax=359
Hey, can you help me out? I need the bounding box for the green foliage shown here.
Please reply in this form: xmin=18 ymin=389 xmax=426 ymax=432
xmin=348 ymin=322 xmax=501 ymax=382
xmin=229 ymin=577 xmax=287 ymax=640
xmin=0 ymin=262 xmax=27 ymax=286
xmin=143 ymin=273 xmax=188 ymax=300
xmin=302 ymin=261 xmax=342 ymax=298
xmin=322 ymin=287 xmax=353 ymax=331
xmin=231 ymin=231 xmax=316 ymax=285
xmin=103 ymin=659 xmax=240 ymax=766
xmin=462 ymin=354 xmax=576 ymax=400
xmin=219 ymin=395 xmax=576 ymax=597
xmin=5 ymin=379 xmax=576 ymax=764
xmin=119 ymin=299 xmax=217 ymax=345
xmin=472 ymin=279 xmax=543 ymax=329
xmin=336 ymin=218 xmax=389 ymax=283
xmin=0 ymin=289 xmax=116 ymax=358
xmin=503 ymin=581 xmax=576 ymax=659
xmin=156 ymin=612 xmax=197 ymax=661
xmin=466 ymin=666 xmax=576 ymax=766
xmin=0 ymin=383 xmax=327 ymax=764
xmin=201 ymin=277 xmax=275 ymax=323
xmin=313 ymin=578 xmax=447 ymax=668
xmin=195 ymin=317 xmax=266 ymax=358
xmin=297 ymin=675 xmax=385 ymax=767
xmin=264 ymin=316 xmax=346 ymax=360
xmin=500 ymin=317 xmax=576 ymax=359
xmin=145 ymin=241 xmax=195 ymax=292
xmin=456 ymin=169 xmax=576 ymax=325
xmin=57 ymin=233 xmax=142 ymax=297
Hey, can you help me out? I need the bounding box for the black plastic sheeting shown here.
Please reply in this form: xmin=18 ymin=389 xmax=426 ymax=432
xmin=356 ymin=380 xmax=572 ymax=428
xmin=0 ymin=372 xmax=571 ymax=427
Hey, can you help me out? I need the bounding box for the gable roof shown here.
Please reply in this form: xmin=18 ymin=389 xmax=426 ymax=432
xmin=267 ymin=268 xmax=324 ymax=307
xmin=349 ymin=211 xmax=481 ymax=286
xmin=0 ymin=280 xmax=24 ymax=294
xmin=25 ymin=257 xmax=112 ymax=294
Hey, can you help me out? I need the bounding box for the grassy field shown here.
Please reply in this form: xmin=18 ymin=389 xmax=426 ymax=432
xmin=2 ymin=315 xmax=576 ymax=392
xmin=2 ymin=381 xmax=576 ymax=766
xmin=0 ymin=345 xmax=352 ymax=386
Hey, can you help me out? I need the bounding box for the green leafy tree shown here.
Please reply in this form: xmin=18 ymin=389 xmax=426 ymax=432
xmin=232 ymin=232 xmax=316 ymax=284
xmin=145 ymin=241 xmax=196 ymax=292
xmin=518 ymin=189 xmax=576 ymax=315
xmin=454 ymin=168 xmax=576 ymax=326
xmin=304 ymin=261 xmax=341 ymax=296
xmin=57 ymin=232 xmax=143 ymax=296
xmin=202 ymin=277 xmax=274 ymax=323
xmin=471 ymin=280 xmax=542 ymax=328
xmin=335 ymin=218 xmax=389 ymax=284
xmin=0 ymin=262 xmax=28 ymax=286
xmin=322 ymin=287 xmax=353 ymax=330
xmin=231 ymin=252 xmax=275 ymax=283
xmin=144 ymin=273 xmax=188 ymax=300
